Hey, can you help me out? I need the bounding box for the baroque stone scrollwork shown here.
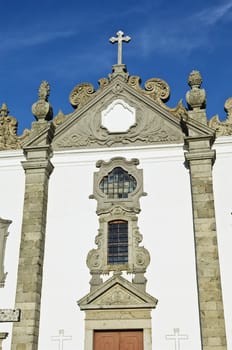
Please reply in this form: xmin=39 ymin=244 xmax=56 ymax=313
xmin=87 ymin=157 xmax=151 ymax=292
xmin=0 ymin=218 xmax=12 ymax=287
xmin=0 ymin=103 xmax=29 ymax=150
xmin=52 ymin=110 xmax=68 ymax=127
xmin=128 ymin=76 xmax=170 ymax=103
xmin=209 ymin=97 xmax=232 ymax=136
xmin=69 ymin=83 xmax=95 ymax=109
xmin=54 ymin=100 xmax=183 ymax=150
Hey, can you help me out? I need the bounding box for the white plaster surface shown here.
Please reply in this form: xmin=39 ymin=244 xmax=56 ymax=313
xmin=0 ymin=150 xmax=25 ymax=348
xmin=101 ymin=99 xmax=136 ymax=132
xmin=1 ymin=142 xmax=232 ymax=350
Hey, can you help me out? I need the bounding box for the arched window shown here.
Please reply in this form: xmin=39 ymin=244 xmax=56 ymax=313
xmin=100 ymin=167 xmax=137 ymax=199
xmin=108 ymin=220 xmax=128 ymax=265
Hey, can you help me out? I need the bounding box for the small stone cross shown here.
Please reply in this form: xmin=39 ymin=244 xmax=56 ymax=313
xmin=165 ymin=328 xmax=188 ymax=350
xmin=51 ymin=329 xmax=72 ymax=350
xmin=109 ymin=30 xmax=131 ymax=65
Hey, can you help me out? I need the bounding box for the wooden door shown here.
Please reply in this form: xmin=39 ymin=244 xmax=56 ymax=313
xmin=94 ymin=330 xmax=143 ymax=350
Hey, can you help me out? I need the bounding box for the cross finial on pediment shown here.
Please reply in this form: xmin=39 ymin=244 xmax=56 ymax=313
xmin=109 ymin=30 xmax=131 ymax=65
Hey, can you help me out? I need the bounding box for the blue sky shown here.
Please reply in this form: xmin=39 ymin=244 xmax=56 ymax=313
xmin=1 ymin=0 xmax=232 ymax=134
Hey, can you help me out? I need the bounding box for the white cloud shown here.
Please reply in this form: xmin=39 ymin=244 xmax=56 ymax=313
xmin=195 ymin=1 xmax=232 ymax=26
xmin=134 ymin=1 xmax=232 ymax=57
xmin=0 ymin=30 xmax=75 ymax=52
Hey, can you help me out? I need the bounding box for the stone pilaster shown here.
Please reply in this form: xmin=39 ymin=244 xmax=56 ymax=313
xmin=185 ymin=135 xmax=227 ymax=350
xmin=11 ymin=143 xmax=53 ymax=350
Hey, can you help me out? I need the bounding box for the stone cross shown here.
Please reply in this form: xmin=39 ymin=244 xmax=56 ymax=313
xmin=165 ymin=328 xmax=188 ymax=350
xmin=109 ymin=30 xmax=131 ymax=65
xmin=51 ymin=329 xmax=72 ymax=350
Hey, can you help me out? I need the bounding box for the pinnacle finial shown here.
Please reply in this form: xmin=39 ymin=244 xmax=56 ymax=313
xmin=32 ymin=81 xmax=53 ymax=122
xmin=38 ymin=81 xmax=50 ymax=101
xmin=0 ymin=103 xmax=9 ymax=118
xmin=109 ymin=30 xmax=131 ymax=65
xmin=185 ymin=70 xmax=207 ymax=125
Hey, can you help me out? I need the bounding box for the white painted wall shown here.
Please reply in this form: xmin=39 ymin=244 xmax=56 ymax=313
xmin=1 ymin=140 xmax=231 ymax=350
xmin=38 ymin=144 xmax=201 ymax=350
xmin=0 ymin=150 xmax=25 ymax=348
xmin=213 ymin=136 xmax=232 ymax=350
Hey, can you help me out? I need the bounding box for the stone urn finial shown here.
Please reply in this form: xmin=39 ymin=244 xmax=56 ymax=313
xmin=32 ymin=81 xmax=53 ymax=122
xmin=186 ymin=70 xmax=206 ymax=110
xmin=185 ymin=70 xmax=207 ymax=124
xmin=188 ymin=70 xmax=202 ymax=89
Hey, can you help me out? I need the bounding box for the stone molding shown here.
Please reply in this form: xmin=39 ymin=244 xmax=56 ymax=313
xmin=0 ymin=218 xmax=12 ymax=287
xmin=78 ymin=275 xmax=158 ymax=310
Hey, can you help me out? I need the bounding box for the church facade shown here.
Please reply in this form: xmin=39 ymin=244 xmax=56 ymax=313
xmin=0 ymin=32 xmax=232 ymax=350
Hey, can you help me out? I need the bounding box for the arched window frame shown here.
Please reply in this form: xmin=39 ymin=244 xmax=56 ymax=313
xmin=107 ymin=219 xmax=128 ymax=266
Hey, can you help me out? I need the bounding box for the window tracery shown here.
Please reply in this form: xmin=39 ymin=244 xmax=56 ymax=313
xmin=99 ymin=167 xmax=137 ymax=199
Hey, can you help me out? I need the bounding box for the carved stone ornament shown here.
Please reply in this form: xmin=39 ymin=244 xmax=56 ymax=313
xmin=32 ymin=81 xmax=53 ymax=122
xmin=185 ymin=70 xmax=207 ymax=125
xmin=0 ymin=103 xmax=29 ymax=150
xmin=128 ymin=76 xmax=170 ymax=103
xmin=78 ymin=275 xmax=158 ymax=310
xmin=87 ymin=210 xmax=150 ymax=275
xmin=69 ymin=83 xmax=95 ymax=109
xmin=67 ymin=67 xmax=186 ymax=119
xmin=0 ymin=218 xmax=12 ymax=287
xmin=186 ymin=70 xmax=206 ymax=110
xmin=54 ymin=99 xmax=183 ymax=150
xmin=95 ymin=284 xmax=142 ymax=306
xmin=87 ymin=157 xmax=151 ymax=292
xmin=52 ymin=110 xmax=67 ymax=127
xmin=208 ymin=97 xmax=232 ymax=136
xmin=90 ymin=157 xmax=146 ymax=214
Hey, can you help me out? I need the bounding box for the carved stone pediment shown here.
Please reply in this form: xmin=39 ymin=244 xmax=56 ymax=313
xmin=52 ymin=88 xmax=187 ymax=150
xmin=21 ymin=74 xmax=216 ymax=150
xmin=78 ymin=275 xmax=158 ymax=310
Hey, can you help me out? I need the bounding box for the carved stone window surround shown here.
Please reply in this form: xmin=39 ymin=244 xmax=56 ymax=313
xmin=87 ymin=157 xmax=150 ymax=292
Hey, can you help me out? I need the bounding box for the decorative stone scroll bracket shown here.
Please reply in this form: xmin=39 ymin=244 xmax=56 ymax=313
xmin=209 ymin=97 xmax=232 ymax=136
xmin=0 ymin=218 xmax=12 ymax=288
